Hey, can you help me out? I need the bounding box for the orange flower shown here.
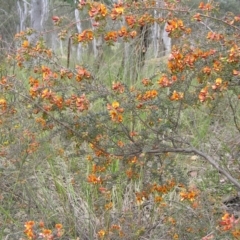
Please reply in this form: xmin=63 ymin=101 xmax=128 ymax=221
xmin=24 ymin=221 xmax=35 ymax=229
xmin=111 ymin=3 xmax=124 ymax=20
xmin=198 ymin=86 xmax=208 ymax=102
xmin=199 ymin=2 xmax=213 ymax=10
xmin=24 ymin=228 xmax=35 ymax=239
xmin=202 ymin=66 xmax=211 ymax=75
xmin=99 ymin=3 xmax=107 ymax=17
xmin=158 ymin=75 xmax=172 ymax=87
xmin=117 ymin=141 xmax=124 ymax=147
xmin=118 ymin=26 xmax=128 ymax=37
xmin=170 ymin=90 xmax=184 ymax=101
xmin=112 ymin=82 xmax=125 ymax=93
xmin=87 ymin=174 xmax=102 ymax=184
xmin=135 ymin=192 xmax=147 ymax=206
xmin=193 ymin=13 xmax=201 ymax=21
xmin=104 ymin=31 xmax=118 ymax=42
xmin=154 ymin=196 xmax=163 ymax=203
xmin=105 ymin=202 xmax=113 ymax=210
xmin=173 ymin=233 xmax=179 ymax=239
xmin=125 ymin=15 xmax=136 ymax=28
xmin=232 ymin=229 xmax=240 ymax=238
xmin=55 ymin=223 xmax=63 ymax=230
xmin=42 ymin=229 xmax=52 ymax=235
xmin=219 ymin=213 xmax=239 ymax=231
xmin=166 ymin=18 xmax=184 ymax=33
xmin=89 ymin=2 xmax=107 ymax=18
xmin=22 ymin=40 xmax=29 ymax=48
xmin=180 ymin=189 xmax=198 ymax=202
xmin=139 ymin=89 xmax=158 ymax=101
xmin=107 ymin=102 xmax=124 ymax=123
xmin=233 ymin=69 xmax=240 ymax=76
xmin=78 ymin=30 xmax=94 ymax=43
xmin=0 ymin=98 xmax=7 ymax=110
xmin=129 ymin=30 xmax=137 ymax=38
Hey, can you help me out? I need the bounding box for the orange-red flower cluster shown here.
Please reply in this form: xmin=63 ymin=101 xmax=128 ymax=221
xmin=41 ymin=65 xmax=58 ymax=81
xmin=211 ymin=77 xmax=228 ymax=91
xmin=227 ymin=45 xmax=240 ymax=63
xmin=125 ymin=15 xmax=137 ymax=28
xmin=179 ymin=188 xmax=198 ymax=202
xmin=151 ymin=180 xmax=176 ymax=194
xmin=135 ymin=191 xmax=149 ymax=205
xmin=107 ymin=101 xmax=124 ymax=123
xmin=198 ymin=86 xmax=209 ymax=102
xmin=65 ymin=94 xmax=89 ymax=112
xmin=111 ymin=3 xmax=124 ymax=20
xmin=60 ymin=68 xmax=73 ymax=79
xmin=166 ymin=18 xmax=184 ymax=33
xmin=89 ymin=2 xmax=108 ymax=18
xmin=138 ymin=14 xmax=154 ymax=27
xmin=92 ymin=163 xmax=106 ymax=173
xmin=137 ymin=89 xmax=158 ymax=101
xmin=141 ymin=78 xmax=152 ymax=86
xmin=104 ymin=31 xmax=118 ymax=42
xmin=118 ymin=26 xmax=137 ymax=39
xmin=170 ymin=90 xmax=184 ymax=101
xmin=168 ymin=47 xmax=216 ymax=73
xmin=219 ymin=213 xmax=240 ymax=231
xmin=75 ymin=65 xmax=91 ymax=81
xmin=112 ymin=82 xmax=125 ymax=93
xmin=77 ymin=30 xmax=94 ymax=43
xmin=207 ymin=32 xmax=224 ymax=41
xmin=158 ymin=75 xmax=177 ymax=87
xmin=199 ymin=2 xmax=213 ymax=11
xmin=87 ymin=173 xmax=102 ymax=184
xmin=24 ymin=221 xmax=35 ymax=239
xmin=24 ymin=221 xmax=63 ymax=239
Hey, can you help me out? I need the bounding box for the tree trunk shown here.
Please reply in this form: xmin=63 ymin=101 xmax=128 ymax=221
xmin=30 ymin=0 xmax=48 ymax=43
xmin=17 ymin=0 xmax=29 ymax=32
xmin=74 ymin=0 xmax=82 ymax=61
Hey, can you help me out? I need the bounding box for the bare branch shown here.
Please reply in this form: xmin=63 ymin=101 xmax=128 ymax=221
xmin=148 ymin=147 xmax=240 ymax=190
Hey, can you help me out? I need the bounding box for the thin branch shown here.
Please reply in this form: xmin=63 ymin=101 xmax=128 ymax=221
xmin=148 ymin=147 xmax=240 ymax=190
xmin=199 ymin=13 xmax=240 ymax=31
xmin=227 ymin=93 xmax=240 ymax=133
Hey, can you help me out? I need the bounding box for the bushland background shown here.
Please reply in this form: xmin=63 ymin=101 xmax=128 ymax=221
xmin=0 ymin=0 xmax=240 ymax=239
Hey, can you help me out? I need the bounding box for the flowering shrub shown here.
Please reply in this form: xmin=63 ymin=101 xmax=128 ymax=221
xmin=0 ymin=0 xmax=240 ymax=239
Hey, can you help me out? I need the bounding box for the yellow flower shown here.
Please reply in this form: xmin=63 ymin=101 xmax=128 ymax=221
xmin=215 ymin=78 xmax=222 ymax=86
xmin=112 ymin=101 xmax=119 ymax=108
xmin=22 ymin=40 xmax=29 ymax=48
xmin=24 ymin=221 xmax=35 ymax=229
xmin=98 ymin=229 xmax=106 ymax=238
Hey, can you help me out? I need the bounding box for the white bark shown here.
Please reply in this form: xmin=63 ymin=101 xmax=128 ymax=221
xmin=153 ymin=10 xmax=160 ymax=58
xmin=74 ymin=0 xmax=82 ymax=60
xmin=42 ymin=0 xmax=49 ymax=27
xmin=162 ymin=23 xmax=171 ymax=56
xmin=17 ymin=0 xmax=29 ymax=32
xmin=30 ymin=0 xmax=48 ymax=42
xmin=152 ymin=1 xmax=172 ymax=57
xmin=31 ymin=0 xmax=43 ymax=32
xmin=90 ymin=19 xmax=98 ymax=58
